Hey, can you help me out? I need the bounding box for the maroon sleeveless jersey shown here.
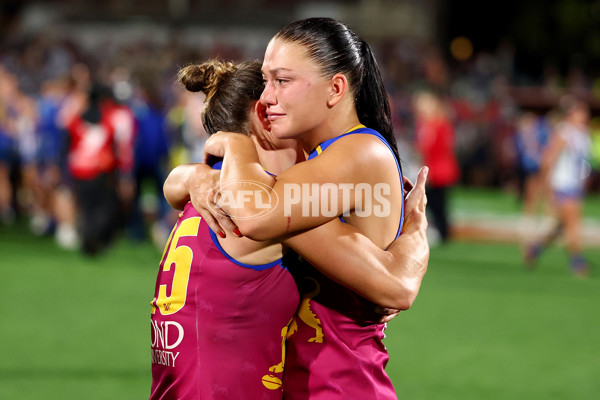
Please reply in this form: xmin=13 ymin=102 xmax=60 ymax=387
xmin=283 ymin=126 xmax=404 ymax=399
xmin=150 ymin=203 xmax=300 ymax=399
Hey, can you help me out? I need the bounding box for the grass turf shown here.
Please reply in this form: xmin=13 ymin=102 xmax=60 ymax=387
xmin=386 ymin=241 xmax=600 ymax=400
xmin=0 ymin=225 xmax=158 ymax=399
xmin=1 ymin=198 xmax=599 ymax=399
xmin=451 ymin=185 xmax=600 ymax=218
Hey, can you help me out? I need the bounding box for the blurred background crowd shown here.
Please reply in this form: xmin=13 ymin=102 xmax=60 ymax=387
xmin=1 ymin=0 xmax=599 ymax=255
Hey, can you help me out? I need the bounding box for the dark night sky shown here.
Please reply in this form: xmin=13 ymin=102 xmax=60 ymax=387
xmin=443 ymin=0 xmax=600 ymax=82
xmin=2 ymin=0 xmax=599 ymax=83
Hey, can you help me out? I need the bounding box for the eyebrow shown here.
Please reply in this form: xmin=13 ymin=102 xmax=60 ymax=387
xmin=263 ymin=67 xmax=293 ymax=75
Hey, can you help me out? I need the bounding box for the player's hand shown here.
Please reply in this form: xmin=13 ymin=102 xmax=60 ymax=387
xmin=402 ymin=166 xmax=428 ymax=234
xmin=185 ymin=165 xmax=242 ymax=238
xmin=384 ymin=166 xmax=429 ymax=309
xmin=375 ymin=306 xmax=402 ymax=323
xmin=402 ymin=175 xmax=414 ymax=197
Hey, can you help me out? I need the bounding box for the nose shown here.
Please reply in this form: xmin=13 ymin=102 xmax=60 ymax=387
xmin=260 ymin=81 xmax=276 ymax=106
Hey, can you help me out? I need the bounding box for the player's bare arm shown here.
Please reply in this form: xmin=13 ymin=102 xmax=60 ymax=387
xmin=204 ymin=131 xmax=401 ymax=241
xmin=283 ymin=168 xmax=428 ymax=310
xmin=163 ymin=158 xmax=428 ymax=311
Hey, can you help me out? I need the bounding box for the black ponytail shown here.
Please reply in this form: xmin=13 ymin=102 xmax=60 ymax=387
xmin=356 ymin=40 xmax=400 ymax=166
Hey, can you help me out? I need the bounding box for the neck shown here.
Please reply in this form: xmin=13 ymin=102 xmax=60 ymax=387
xmin=300 ymin=115 xmax=362 ymax=153
xmin=298 ymin=95 xmax=362 ymax=152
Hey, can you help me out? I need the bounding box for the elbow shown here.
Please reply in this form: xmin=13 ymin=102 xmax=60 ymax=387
xmin=381 ymin=279 xmax=422 ymax=311
xmin=400 ymin=287 xmax=420 ymax=310
xmin=163 ymin=182 xmax=188 ymax=211
xmin=234 ymin=219 xmax=278 ymax=241
xmin=390 ymin=293 xmax=417 ymax=312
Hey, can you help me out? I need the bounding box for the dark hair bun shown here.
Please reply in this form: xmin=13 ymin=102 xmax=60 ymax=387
xmin=177 ymin=60 xmax=236 ymax=101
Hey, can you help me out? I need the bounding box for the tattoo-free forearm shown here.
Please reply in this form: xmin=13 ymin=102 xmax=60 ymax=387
xmin=283 ymin=217 xmax=429 ymax=310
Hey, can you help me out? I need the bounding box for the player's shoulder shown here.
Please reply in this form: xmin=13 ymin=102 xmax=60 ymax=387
xmin=328 ymin=130 xmax=395 ymax=165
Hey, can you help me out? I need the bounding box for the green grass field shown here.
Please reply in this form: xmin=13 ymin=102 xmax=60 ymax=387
xmin=1 ymin=187 xmax=599 ymax=399
xmin=386 ymin=241 xmax=600 ymax=399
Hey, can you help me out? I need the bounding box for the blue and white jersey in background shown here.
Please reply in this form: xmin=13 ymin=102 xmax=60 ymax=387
xmin=550 ymin=121 xmax=591 ymax=196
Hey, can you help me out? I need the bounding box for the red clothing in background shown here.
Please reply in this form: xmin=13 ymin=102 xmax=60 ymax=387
xmin=67 ymin=101 xmax=135 ymax=180
xmin=415 ymin=116 xmax=459 ymax=187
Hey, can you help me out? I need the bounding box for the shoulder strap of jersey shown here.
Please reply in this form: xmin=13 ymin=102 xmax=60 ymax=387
xmin=306 ymin=125 xmax=405 ymax=240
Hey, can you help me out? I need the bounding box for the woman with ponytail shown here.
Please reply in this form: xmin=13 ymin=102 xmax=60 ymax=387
xmin=154 ymin=56 xmax=428 ymax=399
xmin=166 ymin=17 xmax=428 ymax=399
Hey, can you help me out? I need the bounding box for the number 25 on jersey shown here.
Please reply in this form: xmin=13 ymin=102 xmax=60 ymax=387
xmin=151 ymin=217 xmax=201 ymax=315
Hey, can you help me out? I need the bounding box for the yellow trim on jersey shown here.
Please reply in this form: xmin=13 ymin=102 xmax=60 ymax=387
xmin=346 ymin=124 xmax=366 ymax=133
xmin=314 ymin=124 xmax=365 ymax=156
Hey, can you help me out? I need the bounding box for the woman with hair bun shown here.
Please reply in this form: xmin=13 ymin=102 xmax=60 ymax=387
xmin=151 ymin=59 xmax=300 ymax=400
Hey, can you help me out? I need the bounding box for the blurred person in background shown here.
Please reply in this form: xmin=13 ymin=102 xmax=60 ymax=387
xmin=64 ymin=82 xmax=135 ymax=255
xmin=53 ymin=63 xmax=90 ymax=249
xmin=525 ymin=96 xmax=592 ymax=277
xmin=1 ymin=66 xmax=61 ymax=234
xmin=164 ymin=85 xmax=209 ymax=169
xmin=13 ymin=92 xmax=41 ymax=229
xmin=413 ymin=90 xmax=459 ymax=243
xmin=31 ymin=78 xmax=69 ymax=236
xmin=0 ymin=66 xmax=18 ymax=224
xmin=105 ymin=68 xmax=138 ymax=242
xmin=128 ymin=76 xmax=171 ymax=244
xmin=164 ymin=86 xmax=188 ymax=168
xmin=156 ymin=85 xmax=205 ymax=247
xmin=514 ymin=110 xmax=550 ymax=244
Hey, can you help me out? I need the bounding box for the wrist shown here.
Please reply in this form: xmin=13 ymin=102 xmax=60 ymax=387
xmin=224 ymin=134 xmax=260 ymax=166
xmin=225 ymin=133 xmax=253 ymax=149
xmin=182 ymin=166 xmax=194 ymax=192
xmin=183 ymin=163 xmax=204 ymax=192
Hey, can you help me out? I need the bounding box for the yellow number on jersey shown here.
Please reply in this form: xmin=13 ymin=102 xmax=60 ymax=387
xmin=151 ymin=217 xmax=201 ymax=315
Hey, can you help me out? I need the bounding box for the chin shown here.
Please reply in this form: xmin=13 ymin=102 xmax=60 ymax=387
xmin=271 ymin=125 xmax=295 ymax=140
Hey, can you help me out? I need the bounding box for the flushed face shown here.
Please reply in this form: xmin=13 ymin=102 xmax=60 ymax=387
xmin=260 ymin=38 xmax=331 ymax=142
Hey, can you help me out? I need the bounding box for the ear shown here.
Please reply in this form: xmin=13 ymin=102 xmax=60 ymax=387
xmin=254 ymin=100 xmax=271 ymax=132
xmin=327 ymin=73 xmax=348 ymax=107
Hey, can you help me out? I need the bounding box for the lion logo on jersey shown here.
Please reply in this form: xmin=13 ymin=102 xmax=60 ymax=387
xmin=262 ymin=279 xmax=324 ymax=390
xmin=287 ymin=277 xmax=323 ymax=343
